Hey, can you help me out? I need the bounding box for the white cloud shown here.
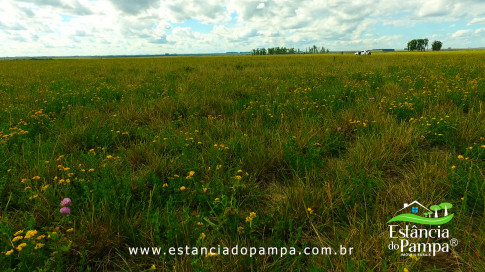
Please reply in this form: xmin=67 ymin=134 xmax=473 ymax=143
xmin=468 ymin=17 xmax=485 ymax=25
xmin=1 ymin=0 xmax=485 ymax=56
xmin=451 ymin=29 xmax=471 ymax=38
xmin=417 ymin=0 xmax=454 ymax=17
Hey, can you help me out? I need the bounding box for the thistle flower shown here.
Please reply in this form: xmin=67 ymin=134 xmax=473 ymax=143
xmin=60 ymin=207 xmax=71 ymax=214
xmin=60 ymin=198 xmax=71 ymax=206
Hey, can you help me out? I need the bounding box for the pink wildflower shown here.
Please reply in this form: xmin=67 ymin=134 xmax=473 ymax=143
xmin=60 ymin=198 xmax=71 ymax=206
xmin=60 ymin=207 xmax=71 ymax=214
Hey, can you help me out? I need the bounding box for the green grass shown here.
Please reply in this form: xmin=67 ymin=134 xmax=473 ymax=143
xmin=0 ymin=52 xmax=484 ymax=271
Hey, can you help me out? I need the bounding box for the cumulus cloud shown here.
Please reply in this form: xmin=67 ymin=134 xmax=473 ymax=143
xmin=468 ymin=17 xmax=485 ymax=25
xmin=107 ymin=0 xmax=159 ymax=15
xmin=417 ymin=0 xmax=455 ymax=17
xmin=451 ymin=29 xmax=472 ymax=38
xmin=1 ymin=0 xmax=485 ymax=56
xmin=160 ymin=1 xmax=230 ymax=24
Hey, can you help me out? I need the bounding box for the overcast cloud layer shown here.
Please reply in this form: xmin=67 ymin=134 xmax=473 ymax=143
xmin=1 ymin=0 xmax=484 ymax=56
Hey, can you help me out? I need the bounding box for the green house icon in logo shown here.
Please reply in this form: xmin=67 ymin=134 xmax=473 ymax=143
xmin=387 ymin=201 xmax=454 ymax=225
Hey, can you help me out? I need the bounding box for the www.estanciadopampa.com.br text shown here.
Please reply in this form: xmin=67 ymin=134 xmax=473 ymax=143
xmin=129 ymin=245 xmax=354 ymax=257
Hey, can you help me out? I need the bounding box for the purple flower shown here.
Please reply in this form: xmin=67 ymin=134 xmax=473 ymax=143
xmin=369 ymin=97 xmax=376 ymax=102
xmin=60 ymin=198 xmax=71 ymax=206
xmin=60 ymin=207 xmax=71 ymax=214
xmin=337 ymin=127 xmax=342 ymax=132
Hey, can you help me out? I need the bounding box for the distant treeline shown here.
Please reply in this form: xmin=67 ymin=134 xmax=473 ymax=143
xmin=406 ymin=38 xmax=443 ymax=51
xmin=252 ymin=45 xmax=330 ymax=55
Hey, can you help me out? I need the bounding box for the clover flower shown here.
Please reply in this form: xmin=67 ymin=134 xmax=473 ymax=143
xmin=60 ymin=207 xmax=71 ymax=214
xmin=60 ymin=198 xmax=71 ymax=206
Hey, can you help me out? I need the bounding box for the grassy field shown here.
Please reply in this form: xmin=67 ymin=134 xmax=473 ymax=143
xmin=0 ymin=52 xmax=484 ymax=271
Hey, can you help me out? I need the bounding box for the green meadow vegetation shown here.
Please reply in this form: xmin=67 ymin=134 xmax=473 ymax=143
xmin=0 ymin=51 xmax=484 ymax=271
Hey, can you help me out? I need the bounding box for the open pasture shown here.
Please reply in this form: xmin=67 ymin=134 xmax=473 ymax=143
xmin=0 ymin=51 xmax=484 ymax=271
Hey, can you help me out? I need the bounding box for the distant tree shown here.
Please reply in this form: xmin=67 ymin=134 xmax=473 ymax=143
xmin=407 ymin=38 xmax=428 ymax=51
xmin=432 ymin=41 xmax=443 ymax=51
xmin=407 ymin=40 xmax=418 ymax=51
xmin=417 ymin=39 xmax=425 ymax=51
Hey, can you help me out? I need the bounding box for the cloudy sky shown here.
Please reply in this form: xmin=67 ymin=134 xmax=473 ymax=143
xmin=1 ymin=0 xmax=484 ymax=56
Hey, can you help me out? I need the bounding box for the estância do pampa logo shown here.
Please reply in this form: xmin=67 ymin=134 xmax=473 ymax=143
xmin=387 ymin=201 xmax=458 ymax=257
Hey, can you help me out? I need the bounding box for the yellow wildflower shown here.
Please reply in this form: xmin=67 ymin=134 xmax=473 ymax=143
xmin=180 ymin=186 xmax=186 ymax=191
xmin=24 ymin=230 xmax=38 ymax=239
xmin=12 ymin=236 xmax=23 ymax=242
xmin=200 ymin=233 xmax=206 ymax=239
xmin=246 ymin=212 xmax=257 ymax=222
xmin=237 ymin=226 xmax=244 ymax=234
xmin=162 ymin=183 xmax=168 ymax=188
xmin=14 ymin=230 xmax=23 ymax=236
xmin=457 ymin=155 xmax=464 ymax=159
xmin=205 ymin=252 xmax=218 ymax=257
xmin=16 ymin=243 xmax=27 ymax=251
xmin=307 ymin=208 xmax=314 ymax=215
xmin=34 ymin=243 xmax=44 ymax=249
